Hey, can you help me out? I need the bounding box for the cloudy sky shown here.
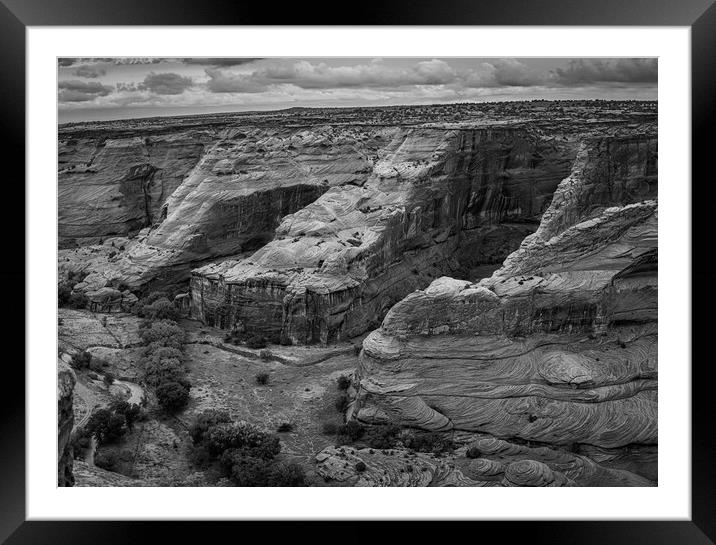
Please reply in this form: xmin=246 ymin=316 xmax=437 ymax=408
xmin=57 ymin=57 xmax=657 ymax=123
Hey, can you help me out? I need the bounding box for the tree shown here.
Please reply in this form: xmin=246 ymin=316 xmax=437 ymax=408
xmin=86 ymin=409 xmax=126 ymax=444
xmin=102 ymin=372 xmax=115 ymax=388
xmin=70 ymin=350 xmax=92 ymax=370
xmin=203 ymin=422 xmax=281 ymax=460
xmin=139 ymin=319 xmax=185 ymax=348
xmin=141 ymin=297 xmax=179 ymax=321
xmin=156 ymin=381 xmax=191 ymax=414
xmin=109 ymin=400 xmax=141 ymax=431
xmin=189 ymin=409 xmax=233 ymax=445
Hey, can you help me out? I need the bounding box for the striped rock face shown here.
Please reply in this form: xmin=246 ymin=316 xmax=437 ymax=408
xmin=354 ymin=135 xmax=658 ymax=456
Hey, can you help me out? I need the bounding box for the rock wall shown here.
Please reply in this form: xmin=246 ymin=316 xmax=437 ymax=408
xmin=354 ymin=136 xmax=658 ymax=453
xmin=191 ymin=126 xmax=581 ymax=344
xmin=58 ymin=359 xmax=76 ymax=486
xmin=59 ymin=129 xmax=210 ymax=247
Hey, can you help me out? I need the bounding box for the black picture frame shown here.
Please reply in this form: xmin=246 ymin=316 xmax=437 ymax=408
xmin=2 ymin=1 xmax=711 ymax=543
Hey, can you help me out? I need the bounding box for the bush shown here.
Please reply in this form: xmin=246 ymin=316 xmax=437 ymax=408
xmin=204 ymin=422 xmax=281 ymax=460
xmin=338 ymin=420 xmax=365 ymax=441
xmin=189 ymin=409 xmax=233 ymax=445
xmin=143 ymin=357 xmax=189 ymax=388
xmin=58 ymin=284 xmax=72 ymax=306
xmin=86 ymin=409 xmax=126 ymax=445
xmin=102 ymin=372 xmax=115 ymax=388
xmin=246 ymin=335 xmax=267 ymax=349
xmin=255 ymin=372 xmax=270 ymax=386
xmin=70 ymin=350 xmax=91 ymax=370
xmin=466 ymin=446 xmax=482 ymax=459
xmin=336 ymin=375 xmax=351 ymax=391
xmin=139 ymin=319 xmax=185 ymax=349
xmin=94 ymin=450 xmax=119 ymax=472
xmin=355 ymin=461 xmax=367 ymax=473
xmin=276 ymin=422 xmax=294 ymax=433
xmin=363 ymin=425 xmax=401 ymax=450
xmin=69 ymin=428 xmax=91 ymax=459
xmin=156 ymin=381 xmax=191 ymax=414
xmin=334 ymin=393 xmax=350 ymax=413
xmin=267 ymin=462 xmax=306 ymax=486
xmin=109 ymin=400 xmax=141 ymax=431
xmin=222 ymin=453 xmax=271 ymax=486
xmin=259 ymin=349 xmax=272 ymax=361
xmin=67 ymin=291 xmax=88 ymax=309
xmin=141 ymin=297 xmax=179 ymax=321
xmin=403 ymin=432 xmax=454 ymax=455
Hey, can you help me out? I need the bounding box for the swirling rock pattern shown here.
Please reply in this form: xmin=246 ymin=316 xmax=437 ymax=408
xmin=354 ymin=132 xmax=658 ymax=474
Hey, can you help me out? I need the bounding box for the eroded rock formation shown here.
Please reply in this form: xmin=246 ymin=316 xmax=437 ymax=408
xmin=58 ymin=359 xmax=76 ymax=486
xmin=353 ymin=134 xmax=658 ymax=457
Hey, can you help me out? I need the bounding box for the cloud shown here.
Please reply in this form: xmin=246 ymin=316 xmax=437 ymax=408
xmin=139 ymin=72 xmax=194 ymax=95
xmin=205 ymin=69 xmax=269 ymax=93
xmin=182 ymin=58 xmax=261 ymax=67
xmin=73 ymin=65 xmax=107 ymax=78
xmin=553 ymin=59 xmax=657 ymax=84
xmin=253 ymin=59 xmax=458 ymax=89
xmin=58 ymin=58 xmax=76 ymax=67
xmin=58 ymin=80 xmax=113 ymax=102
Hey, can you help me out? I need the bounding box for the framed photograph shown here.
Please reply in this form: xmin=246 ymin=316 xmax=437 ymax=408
xmin=3 ymin=0 xmax=711 ymax=542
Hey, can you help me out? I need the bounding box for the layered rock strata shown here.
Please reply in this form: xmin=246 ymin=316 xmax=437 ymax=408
xmin=354 ymin=138 xmax=658 ymax=453
xmin=191 ymin=126 xmax=583 ymax=344
xmin=58 ymin=359 xmax=76 ymax=486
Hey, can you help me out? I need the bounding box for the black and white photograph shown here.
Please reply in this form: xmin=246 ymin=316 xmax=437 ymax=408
xmin=56 ymin=56 xmax=659 ymax=489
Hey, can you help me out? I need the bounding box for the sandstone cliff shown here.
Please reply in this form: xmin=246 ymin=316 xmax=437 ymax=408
xmin=353 ymin=135 xmax=658 ymax=456
xmin=58 ymin=102 xmax=656 ymax=346
xmin=58 ymin=359 xmax=76 ymax=486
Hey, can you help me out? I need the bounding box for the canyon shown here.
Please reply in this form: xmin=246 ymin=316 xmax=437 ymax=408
xmin=58 ymin=101 xmax=657 ymax=486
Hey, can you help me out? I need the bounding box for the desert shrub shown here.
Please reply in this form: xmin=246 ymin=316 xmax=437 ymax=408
xmin=143 ymin=358 xmax=189 ymax=388
xmin=94 ymin=450 xmax=119 ymax=472
xmin=334 ymin=393 xmax=350 ymax=413
xmin=156 ymin=381 xmax=191 ymax=414
xmin=189 ymin=444 xmax=212 ymax=469
xmin=277 ymin=422 xmax=294 ymax=433
xmin=336 ymin=375 xmax=351 ymax=391
xmin=88 ymin=372 xmax=99 ymax=380
xmin=109 ymin=400 xmax=141 ymax=431
xmin=58 ymin=284 xmax=72 ymax=306
xmin=102 ymin=372 xmax=115 ymax=388
xmin=67 ymin=291 xmax=88 ymax=309
xmin=363 ymin=425 xmax=401 ymax=450
xmin=353 ymin=344 xmax=361 ymax=356
xmin=255 ymin=372 xmax=270 ymax=385
xmin=221 ymin=453 xmax=271 ymax=486
xmin=404 ymin=432 xmax=454 ymax=455
xmin=141 ymin=297 xmax=179 ymax=321
xmin=267 ymin=462 xmax=306 ymax=486
xmin=86 ymin=408 xmax=126 ymax=445
xmin=321 ymin=421 xmax=339 ymax=435
xmin=69 ymin=350 xmax=91 ymax=370
xmin=338 ymin=420 xmax=365 ymax=442
xmin=139 ymin=320 xmax=185 ymax=349
xmin=69 ymin=428 xmax=92 ymax=459
xmin=204 ymin=422 xmax=280 ymax=460
xmin=466 ymin=446 xmax=482 ymax=459
xmin=89 ymin=357 xmax=108 ymax=373
xmin=355 ymin=461 xmax=367 ymax=473
xmin=189 ymin=409 xmax=233 ymax=445
xmin=246 ymin=335 xmax=267 ymax=349
xmin=259 ymin=349 xmax=272 ymax=361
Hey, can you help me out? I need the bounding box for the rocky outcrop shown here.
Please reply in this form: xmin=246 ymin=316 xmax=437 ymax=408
xmin=58 ymin=102 xmax=656 ymax=345
xmin=190 ymin=126 xmax=585 ymax=344
xmin=58 ymin=359 xmax=76 ymax=486
xmin=315 ymin=434 xmax=653 ymax=486
xmin=354 ymin=135 xmax=658 ymax=457
xmin=59 ymin=129 xmax=210 ymax=247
